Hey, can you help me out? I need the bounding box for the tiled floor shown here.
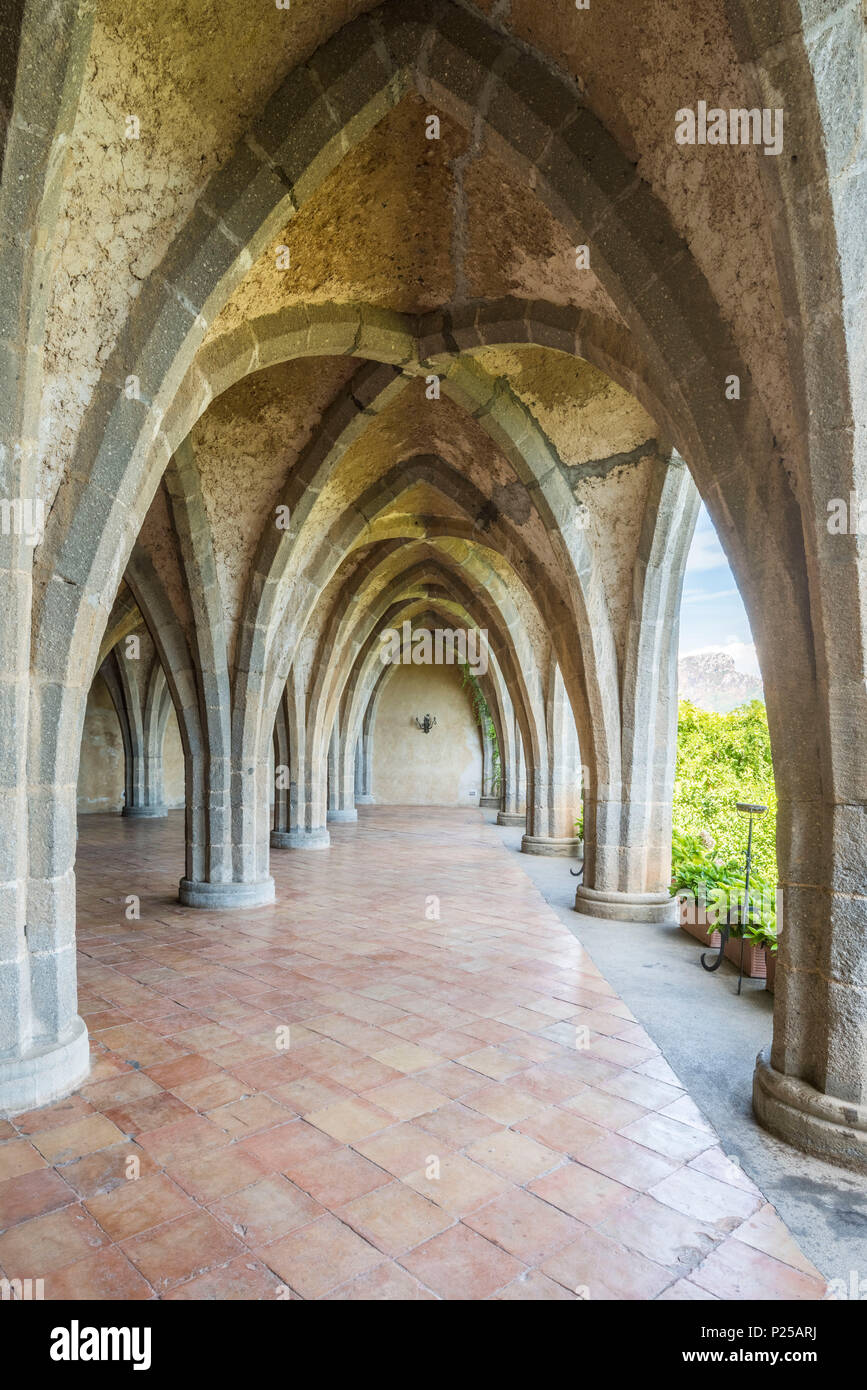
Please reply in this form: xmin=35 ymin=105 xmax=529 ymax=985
xmin=0 ymin=807 xmax=826 ymax=1299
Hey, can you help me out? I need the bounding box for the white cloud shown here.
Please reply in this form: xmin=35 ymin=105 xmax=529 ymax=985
xmin=685 ymin=519 xmax=728 ymax=574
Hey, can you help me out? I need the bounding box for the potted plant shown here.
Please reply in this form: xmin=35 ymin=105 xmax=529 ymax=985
xmin=670 ymin=830 xmax=778 ymax=980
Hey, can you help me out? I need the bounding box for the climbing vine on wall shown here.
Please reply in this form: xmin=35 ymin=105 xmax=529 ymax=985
xmin=460 ymin=663 xmax=501 ymax=794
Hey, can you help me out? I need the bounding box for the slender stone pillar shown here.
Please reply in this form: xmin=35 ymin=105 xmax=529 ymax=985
xmin=326 ymin=716 xmax=357 ymax=823
xmin=100 ymin=641 xmax=169 ymax=819
xmin=270 ymin=676 xmax=330 ymax=850
xmin=523 ymin=665 xmax=581 ymax=857
xmin=497 ymin=716 xmax=526 ymax=827
xmin=575 ymin=458 xmax=697 ymax=923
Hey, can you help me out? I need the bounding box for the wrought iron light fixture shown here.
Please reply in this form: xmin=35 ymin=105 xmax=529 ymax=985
xmin=414 ymin=714 xmax=437 ymax=734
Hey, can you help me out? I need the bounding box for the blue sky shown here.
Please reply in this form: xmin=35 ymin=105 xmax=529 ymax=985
xmin=678 ymin=503 xmax=760 ymax=678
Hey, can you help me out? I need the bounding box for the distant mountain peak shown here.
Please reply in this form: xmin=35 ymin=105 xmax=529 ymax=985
xmin=678 ymin=651 xmax=763 ymax=713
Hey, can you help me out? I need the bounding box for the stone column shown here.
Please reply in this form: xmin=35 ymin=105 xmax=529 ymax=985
xmin=100 ymin=641 xmax=168 ymax=819
xmin=522 ymin=666 xmax=581 ymax=857
xmin=270 ymin=672 xmax=329 ymax=849
xmin=575 ymin=457 xmax=698 ymax=922
xmin=479 ymin=719 xmax=501 ymax=809
xmin=497 ymin=714 xmax=527 ymax=827
xmin=354 ymin=699 xmax=375 ymax=804
xmin=326 ymin=716 xmax=357 ymax=823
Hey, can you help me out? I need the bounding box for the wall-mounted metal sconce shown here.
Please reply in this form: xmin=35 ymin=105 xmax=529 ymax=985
xmin=415 ymin=714 xmax=437 ymax=734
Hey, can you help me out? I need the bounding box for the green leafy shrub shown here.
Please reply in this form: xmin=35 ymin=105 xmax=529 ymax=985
xmin=673 ymin=699 xmax=777 ymax=882
xmin=670 ymin=700 xmax=780 ymax=941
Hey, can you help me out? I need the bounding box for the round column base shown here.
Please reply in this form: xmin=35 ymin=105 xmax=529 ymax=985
xmin=574 ymin=884 xmax=678 ymax=924
xmin=497 ymin=811 xmax=526 ymax=826
xmin=521 ymin=834 xmax=582 ymax=858
xmin=354 ymin=795 xmax=375 ymax=805
xmin=122 ymin=804 xmax=168 ymax=818
xmin=178 ymin=877 xmax=275 ymax=908
xmin=0 ymin=1016 xmax=90 ymax=1115
xmin=270 ymin=828 xmax=330 ymax=850
xmin=753 ymin=1047 xmax=867 ymax=1172
xmin=327 ymin=809 xmax=358 ymax=823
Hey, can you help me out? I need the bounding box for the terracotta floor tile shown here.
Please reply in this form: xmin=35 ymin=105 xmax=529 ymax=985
xmin=361 ymin=1078 xmax=449 ymax=1121
xmin=170 ymin=1072 xmax=249 ymax=1112
xmin=241 ymin=1118 xmax=338 ymax=1172
xmin=13 ymin=1095 xmax=95 ymax=1134
xmin=493 ymin=1269 xmax=579 ymax=1300
xmin=578 ymin=1130 xmax=680 ymax=1192
xmin=516 ymin=1105 xmax=608 ymax=1158
xmin=209 ymin=1174 xmax=323 ymax=1244
xmin=85 ymin=1173 xmax=195 ymax=1240
xmin=690 ymin=1235 xmax=826 ymax=1300
xmin=30 ymin=1115 xmax=126 ymax=1165
xmin=0 ymin=1140 xmax=46 ymax=1183
xmin=164 ymin=1256 xmax=289 ymax=1300
xmin=120 ymin=1209 xmax=244 ymax=1292
xmin=44 ymin=1246 xmax=155 ymax=1300
xmin=134 ymin=1115 xmax=230 ymax=1167
xmin=464 ymin=1187 xmax=582 ymax=1264
xmin=542 ymin=1225 xmax=674 ymax=1300
xmin=618 ymin=1111 xmax=716 ymax=1163
xmin=529 ymin=1161 xmax=635 ymax=1224
xmin=57 ymin=1142 xmax=159 ymax=1199
xmin=648 ymin=1166 xmax=763 ymax=1233
xmin=418 ymin=1061 xmax=492 ymax=1099
xmin=105 ymin=1092 xmax=194 ymax=1137
xmin=339 ymin=1181 xmax=452 ymax=1255
xmin=0 ymin=1168 xmax=75 ymax=1228
xmin=462 ymin=1084 xmax=546 ymax=1125
xmin=656 ymin=1277 xmax=720 ymax=1300
xmin=322 ymin=1260 xmax=437 ymax=1300
xmin=20 ymin=808 xmax=816 ymax=1302
xmin=465 ymin=1129 xmax=561 ymax=1184
xmin=561 ymin=1086 xmax=647 ymax=1131
xmin=731 ymin=1203 xmax=825 ymax=1279
xmin=0 ymin=1205 xmax=108 ymax=1274
xmin=257 ymin=1214 xmax=383 ymax=1298
xmin=399 ymin=1223 xmax=523 ymax=1300
xmin=145 ymin=1054 xmax=221 ymax=1088
xmin=354 ymin=1122 xmax=445 ymax=1178
xmin=270 ymin=1076 xmax=353 ymax=1114
xmin=596 ymin=1193 xmax=721 ymax=1273
xmin=207 ymin=1094 xmax=290 ymax=1137
xmin=278 ymin=1145 xmax=389 ymax=1208
xmin=81 ymin=1071 xmax=164 ymax=1110
xmin=458 ymin=1047 xmax=529 ymax=1082
xmin=404 ymin=1153 xmax=512 ymax=1216
xmin=166 ymin=1147 xmax=270 ymax=1204
xmin=305 ymin=1097 xmax=393 ymax=1144
xmin=600 ymin=1070 xmax=685 ymax=1111
xmin=413 ymin=1101 xmax=503 ymax=1149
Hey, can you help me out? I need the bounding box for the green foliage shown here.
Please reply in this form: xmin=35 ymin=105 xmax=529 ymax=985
xmin=671 ymin=701 xmax=778 ymax=938
xmin=670 ymin=828 xmax=778 ymax=940
xmin=460 ymin=663 xmax=501 ymax=793
xmin=673 ymin=699 xmax=777 ymax=882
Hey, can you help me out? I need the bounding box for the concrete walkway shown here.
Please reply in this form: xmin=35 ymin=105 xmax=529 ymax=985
xmin=0 ymin=807 xmax=828 ymax=1299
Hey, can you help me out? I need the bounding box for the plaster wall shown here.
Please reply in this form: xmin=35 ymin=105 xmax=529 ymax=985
xmin=371 ymin=663 xmax=482 ymax=807
xmin=76 ymin=677 xmax=185 ymax=813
